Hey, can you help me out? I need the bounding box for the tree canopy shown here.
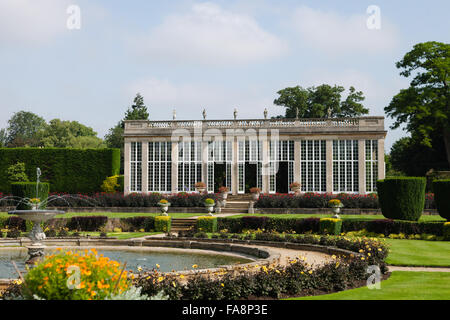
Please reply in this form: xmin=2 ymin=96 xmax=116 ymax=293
xmin=273 ymin=84 xmax=369 ymax=118
xmin=5 ymin=111 xmax=46 ymax=147
xmin=385 ymin=41 xmax=450 ymax=168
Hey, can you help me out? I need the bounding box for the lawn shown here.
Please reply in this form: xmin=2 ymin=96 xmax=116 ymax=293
xmin=289 ymin=271 xmax=450 ymax=300
xmin=0 ymin=212 xmax=205 ymax=219
xmin=228 ymin=213 xmax=445 ymax=222
xmin=385 ymin=239 xmax=450 ymax=267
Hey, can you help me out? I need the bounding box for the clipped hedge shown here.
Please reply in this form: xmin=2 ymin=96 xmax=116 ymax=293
xmin=122 ymin=216 xmax=155 ymax=232
xmin=319 ymin=218 xmax=342 ymax=235
xmin=0 ymin=148 xmax=120 ymax=193
xmin=11 ymin=182 xmax=49 ymax=210
xmin=433 ymin=180 xmax=450 ymax=220
xmin=196 ymin=216 xmax=218 ymax=233
xmin=155 ymin=216 xmax=171 ymax=233
xmin=377 ymin=177 xmax=426 ymax=221
xmin=66 ymin=216 xmax=108 ymax=231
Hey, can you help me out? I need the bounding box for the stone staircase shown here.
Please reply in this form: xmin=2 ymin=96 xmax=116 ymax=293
xmin=170 ymin=218 xmax=197 ymax=232
xmin=220 ymin=194 xmax=252 ymax=214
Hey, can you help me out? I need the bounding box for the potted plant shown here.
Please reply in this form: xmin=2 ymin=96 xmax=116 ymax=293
xmin=249 ymin=187 xmax=261 ymax=201
xmin=158 ymin=198 xmax=171 ymax=216
xmin=328 ymin=199 xmax=344 ymax=218
xmin=289 ymin=182 xmax=301 ymax=194
xmin=204 ymin=198 xmax=215 ymax=215
xmin=195 ymin=182 xmax=206 ymax=193
xmin=218 ymin=186 xmax=229 ymax=200
xmin=29 ymin=198 xmax=41 ymax=210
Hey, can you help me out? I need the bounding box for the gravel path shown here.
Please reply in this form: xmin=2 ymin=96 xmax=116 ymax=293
xmin=388 ymin=266 xmax=450 ymax=272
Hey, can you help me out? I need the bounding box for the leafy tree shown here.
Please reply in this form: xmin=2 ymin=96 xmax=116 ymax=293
xmin=385 ymin=41 xmax=450 ymax=168
xmin=0 ymin=129 xmax=7 ymax=147
xmin=274 ymin=84 xmax=369 ymax=118
xmin=389 ymin=134 xmax=448 ymax=176
xmin=39 ymin=119 xmax=103 ymax=148
xmin=5 ymin=111 xmax=46 ymax=147
xmin=6 ymin=162 xmax=29 ymax=183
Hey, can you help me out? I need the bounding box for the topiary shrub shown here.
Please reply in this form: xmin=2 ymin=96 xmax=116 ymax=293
xmin=155 ymin=216 xmax=171 ymax=233
xmin=377 ymin=177 xmax=426 ymax=221
xmin=319 ymin=218 xmax=342 ymax=235
xmin=11 ymin=182 xmax=49 ymax=210
xmin=196 ymin=216 xmax=217 ymax=233
xmin=433 ymin=180 xmax=450 ymax=221
xmin=444 ymin=222 xmax=450 ymax=241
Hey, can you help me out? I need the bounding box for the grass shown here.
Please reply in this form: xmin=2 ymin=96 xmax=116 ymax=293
xmin=385 ymin=239 xmax=450 ymax=267
xmin=227 ymin=213 xmax=445 ymax=222
xmin=289 ymin=271 xmax=450 ymax=300
xmin=0 ymin=212 xmax=205 ymax=219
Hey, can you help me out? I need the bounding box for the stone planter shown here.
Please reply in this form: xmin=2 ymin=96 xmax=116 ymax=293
xmin=220 ymin=192 xmax=228 ymax=200
xmin=196 ymin=187 xmax=206 ymax=194
xmin=158 ymin=203 xmax=170 ymax=216
xmin=291 ymin=187 xmax=301 ymax=194
xmin=205 ymin=203 xmax=215 ymax=216
xmin=251 ymin=193 xmax=260 ymax=201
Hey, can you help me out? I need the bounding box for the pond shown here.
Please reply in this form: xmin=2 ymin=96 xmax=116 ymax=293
xmin=0 ymin=247 xmax=254 ymax=279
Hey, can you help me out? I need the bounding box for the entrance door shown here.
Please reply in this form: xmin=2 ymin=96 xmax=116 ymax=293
xmin=276 ymin=161 xmax=289 ymax=193
xmin=213 ymin=163 xmax=227 ymax=193
xmin=244 ymin=162 xmax=257 ymax=193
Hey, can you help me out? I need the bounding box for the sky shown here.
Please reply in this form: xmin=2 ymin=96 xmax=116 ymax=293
xmin=0 ymin=0 xmax=449 ymax=151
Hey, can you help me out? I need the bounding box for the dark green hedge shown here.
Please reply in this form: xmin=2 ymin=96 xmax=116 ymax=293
xmin=377 ymin=177 xmax=426 ymax=221
xmin=433 ymin=180 xmax=450 ymax=220
xmin=0 ymin=148 xmax=120 ymax=193
xmin=11 ymin=182 xmax=49 ymax=210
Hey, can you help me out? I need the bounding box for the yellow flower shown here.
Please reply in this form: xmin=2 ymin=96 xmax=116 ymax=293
xmin=179 ymin=274 xmax=185 ymax=279
xmin=308 ymin=270 xmax=313 ymax=274
xmin=220 ymin=283 xmax=224 ymax=287
xmin=156 ymin=264 xmax=160 ymax=269
xmin=137 ymin=266 xmax=143 ymax=272
xmin=192 ymin=264 xmax=198 ymax=269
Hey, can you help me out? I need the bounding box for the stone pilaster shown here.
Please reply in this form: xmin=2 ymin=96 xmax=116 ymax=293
xmin=378 ymin=139 xmax=385 ymax=180
xmin=123 ymin=140 xmax=131 ymax=195
xmin=326 ymin=140 xmax=333 ymax=193
xmin=358 ymin=140 xmax=366 ymax=194
xmin=294 ymin=140 xmax=301 ymax=188
xmin=142 ymin=141 xmax=148 ymax=194
xmin=171 ymin=142 xmax=178 ymax=193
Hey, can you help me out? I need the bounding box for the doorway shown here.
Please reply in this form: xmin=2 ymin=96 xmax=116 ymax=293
xmin=213 ymin=163 xmax=227 ymax=193
xmin=244 ymin=162 xmax=257 ymax=193
xmin=276 ymin=161 xmax=289 ymax=193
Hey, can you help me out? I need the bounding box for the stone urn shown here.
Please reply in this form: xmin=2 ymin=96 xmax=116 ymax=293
xmin=289 ymin=182 xmax=301 ymax=195
xmin=195 ymin=182 xmax=207 ymax=194
xmin=204 ymin=198 xmax=215 ymax=216
xmin=158 ymin=201 xmax=170 ymax=216
xmin=249 ymin=188 xmax=261 ymax=201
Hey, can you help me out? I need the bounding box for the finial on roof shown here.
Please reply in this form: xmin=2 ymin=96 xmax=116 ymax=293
xmin=233 ymin=108 xmax=238 ymax=120
xmin=264 ymin=108 xmax=268 ymax=119
xmin=173 ymin=109 xmax=176 ymax=120
xmin=202 ymin=108 xmax=207 ymax=120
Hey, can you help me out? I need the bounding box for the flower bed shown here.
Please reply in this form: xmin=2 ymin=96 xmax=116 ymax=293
xmin=133 ymin=235 xmax=388 ymax=300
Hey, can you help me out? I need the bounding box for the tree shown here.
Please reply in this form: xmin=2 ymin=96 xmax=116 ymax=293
xmin=0 ymin=129 xmax=7 ymax=147
xmin=385 ymin=41 xmax=450 ymax=168
xmin=123 ymin=93 xmax=149 ymax=122
xmin=389 ymin=134 xmax=448 ymax=176
xmin=105 ymin=93 xmax=150 ymax=172
xmin=6 ymin=162 xmax=29 ymax=183
xmin=39 ymin=119 xmax=103 ymax=148
xmin=273 ymin=84 xmax=369 ymax=118
xmin=5 ymin=111 xmax=46 ymax=147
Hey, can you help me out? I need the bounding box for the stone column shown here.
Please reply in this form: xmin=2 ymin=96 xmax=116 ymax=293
xmin=142 ymin=141 xmax=148 ymax=194
xmin=358 ymin=140 xmax=366 ymax=194
xmin=378 ymin=138 xmax=385 ymax=180
xmin=171 ymin=142 xmax=178 ymax=193
xmin=326 ymin=140 xmax=333 ymax=193
xmin=202 ymin=140 xmax=209 ymax=188
xmin=262 ymin=138 xmax=269 ymax=193
xmin=294 ymin=140 xmax=300 ymax=187
xmin=124 ymin=140 xmax=131 ymax=195
xmin=231 ymin=137 xmax=238 ymax=195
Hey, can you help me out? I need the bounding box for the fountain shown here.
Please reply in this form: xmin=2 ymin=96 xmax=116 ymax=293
xmin=7 ymin=168 xmax=65 ymax=265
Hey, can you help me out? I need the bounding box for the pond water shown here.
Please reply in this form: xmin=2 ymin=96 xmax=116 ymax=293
xmin=0 ymin=248 xmax=253 ymax=279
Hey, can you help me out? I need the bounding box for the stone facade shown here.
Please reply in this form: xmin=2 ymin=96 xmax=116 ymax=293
xmin=123 ymin=116 xmax=387 ymax=195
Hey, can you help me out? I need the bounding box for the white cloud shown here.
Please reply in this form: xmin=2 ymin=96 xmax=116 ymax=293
xmin=0 ymin=0 xmax=72 ymax=45
xmin=133 ymin=2 xmax=288 ymax=65
xmin=291 ymin=6 xmax=399 ymax=54
xmin=127 ymin=77 xmax=274 ymax=120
